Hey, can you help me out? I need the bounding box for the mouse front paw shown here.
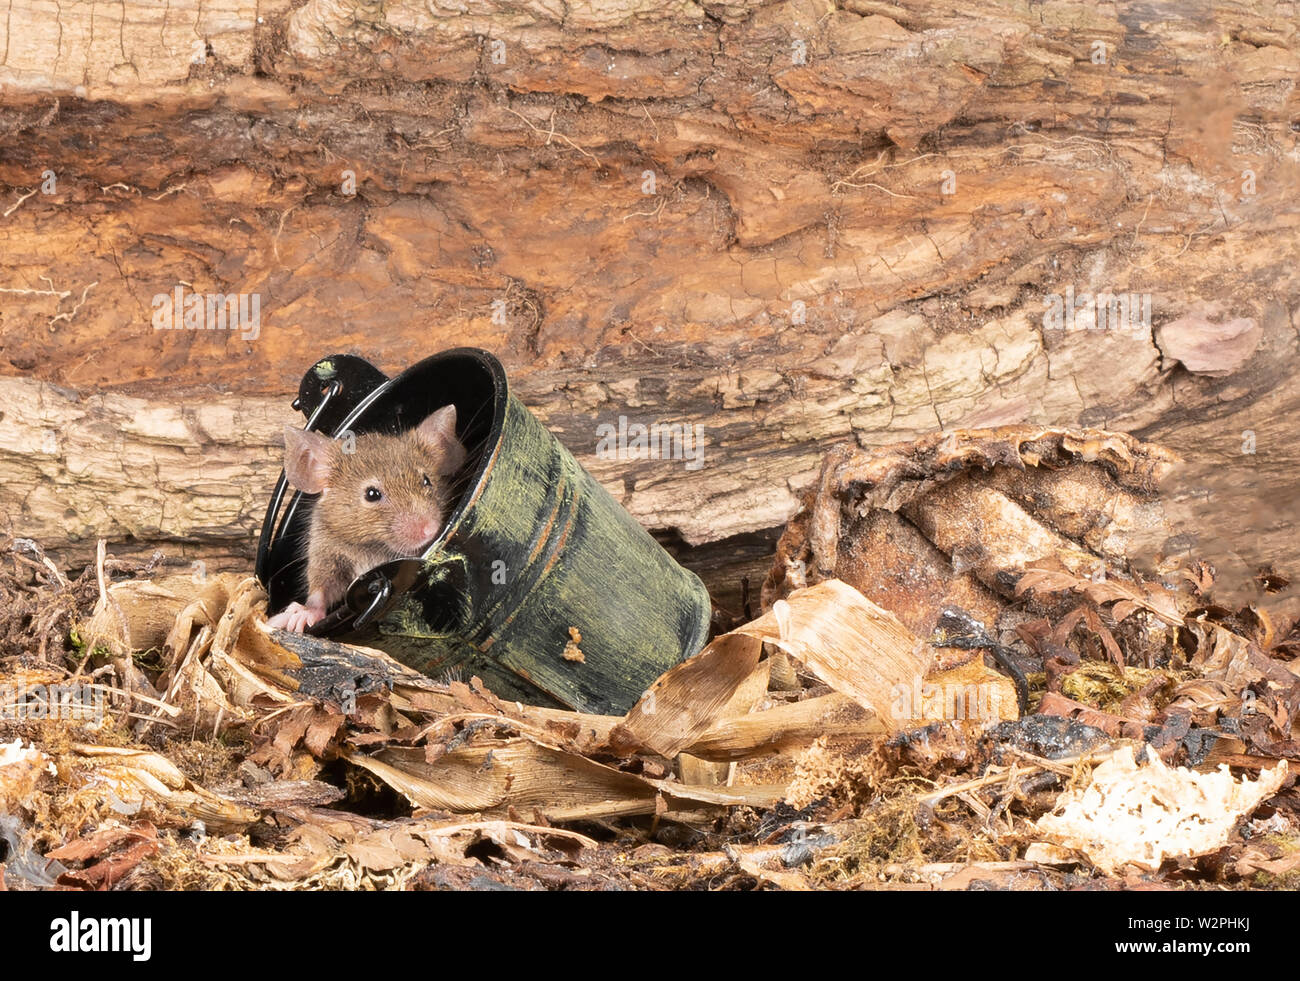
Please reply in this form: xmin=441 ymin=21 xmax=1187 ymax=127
xmin=266 ymin=599 xmax=327 ymax=633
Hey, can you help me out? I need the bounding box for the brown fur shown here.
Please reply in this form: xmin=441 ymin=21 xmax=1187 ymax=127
xmin=307 ymin=428 xmax=459 ymax=606
xmin=275 ymin=405 xmax=467 ymax=624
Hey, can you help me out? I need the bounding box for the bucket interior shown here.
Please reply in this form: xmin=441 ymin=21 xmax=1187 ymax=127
xmin=263 ymin=349 xmax=505 ymax=616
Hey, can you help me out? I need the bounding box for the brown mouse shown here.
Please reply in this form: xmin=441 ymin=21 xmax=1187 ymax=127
xmin=266 ymin=405 xmax=468 ymax=633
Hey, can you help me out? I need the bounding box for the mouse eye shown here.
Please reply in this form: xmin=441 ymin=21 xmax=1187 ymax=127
xmin=364 ymin=486 xmax=383 ymax=503
xmin=421 ymin=473 xmax=432 ymax=488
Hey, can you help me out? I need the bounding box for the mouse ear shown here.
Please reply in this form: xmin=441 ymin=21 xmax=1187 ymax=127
xmin=414 ymin=405 xmax=468 ymax=475
xmin=282 ymin=426 xmax=337 ymax=494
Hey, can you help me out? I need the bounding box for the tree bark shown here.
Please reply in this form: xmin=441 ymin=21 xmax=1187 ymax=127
xmin=1 ymin=0 xmax=1297 ymax=602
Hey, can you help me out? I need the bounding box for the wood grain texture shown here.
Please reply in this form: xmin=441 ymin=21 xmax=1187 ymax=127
xmin=0 ymin=0 xmax=1296 ymax=585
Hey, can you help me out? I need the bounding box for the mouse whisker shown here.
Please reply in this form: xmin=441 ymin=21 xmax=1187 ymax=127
xmin=456 ymin=400 xmax=494 ymax=433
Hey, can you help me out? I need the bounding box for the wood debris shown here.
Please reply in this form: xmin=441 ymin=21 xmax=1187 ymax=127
xmin=2 ymin=425 xmax=1298 ymax=890
xmin=1034 ymin=746 xmax=1289 ymax=874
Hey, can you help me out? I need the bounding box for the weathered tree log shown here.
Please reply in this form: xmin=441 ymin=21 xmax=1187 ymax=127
xmin=1 ymin=0 xmax=1297 ymax=603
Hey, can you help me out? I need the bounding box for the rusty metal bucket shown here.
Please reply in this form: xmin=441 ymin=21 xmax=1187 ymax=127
xmin=256 ymin=349 xmax=712 ymax=713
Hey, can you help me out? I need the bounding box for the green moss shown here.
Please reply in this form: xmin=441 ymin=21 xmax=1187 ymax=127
xmin=1060 ymin=661 xmax=1170 ymax=713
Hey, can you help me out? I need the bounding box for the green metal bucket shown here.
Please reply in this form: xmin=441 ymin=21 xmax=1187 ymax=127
xmin=257 ymin=349 xmax=712 ymax=714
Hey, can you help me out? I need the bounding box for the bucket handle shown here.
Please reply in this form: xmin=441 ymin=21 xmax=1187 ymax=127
xmin=254 ymin=378 xmax=342 ymax=583
xmin=317 ymin=550 xmax=473 ymax=638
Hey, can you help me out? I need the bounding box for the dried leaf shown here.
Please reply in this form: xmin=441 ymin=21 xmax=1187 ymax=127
xmin=615 ymin=580 xmax=929 ymax=757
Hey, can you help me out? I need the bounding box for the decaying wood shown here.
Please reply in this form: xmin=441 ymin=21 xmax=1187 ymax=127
xmin=1 ymin=1 xmax=1297 ymax=594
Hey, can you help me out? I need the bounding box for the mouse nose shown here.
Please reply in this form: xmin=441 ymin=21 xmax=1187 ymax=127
xmin=395 ymin=515 xmax=442 ymax=552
